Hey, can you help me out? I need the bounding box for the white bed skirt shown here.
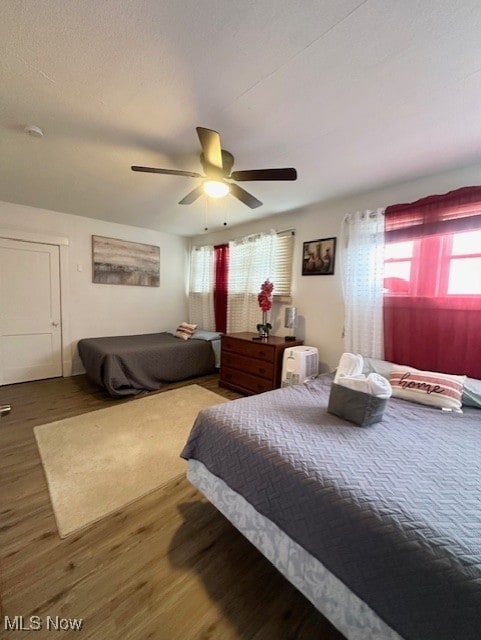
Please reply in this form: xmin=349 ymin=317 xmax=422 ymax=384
xmin=187 ymin=459 xmax=403 ymax=640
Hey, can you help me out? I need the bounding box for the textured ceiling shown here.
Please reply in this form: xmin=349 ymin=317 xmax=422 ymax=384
xmin=2 ymin=1 xmax=481 ymax=236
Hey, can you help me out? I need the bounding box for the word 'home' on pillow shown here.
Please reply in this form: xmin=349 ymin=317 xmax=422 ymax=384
xmin=174 ymin=322 xmax=197 ymax=340
xmin=390 ymin=366 xmax=465 ymax=411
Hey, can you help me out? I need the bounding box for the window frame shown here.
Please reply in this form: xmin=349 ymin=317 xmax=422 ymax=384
xmin=384 ymin=230 xmax=481 ymax=298
xmin=189 ymin=230 xmax=295 ymax=299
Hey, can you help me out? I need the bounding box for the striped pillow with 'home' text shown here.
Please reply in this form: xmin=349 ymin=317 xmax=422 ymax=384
xmin=390 ymin=366 xmax=465 ymax=411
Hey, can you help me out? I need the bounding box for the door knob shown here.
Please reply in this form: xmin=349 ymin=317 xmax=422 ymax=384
xmin=51 ymin=321 xmax=59 ymax=327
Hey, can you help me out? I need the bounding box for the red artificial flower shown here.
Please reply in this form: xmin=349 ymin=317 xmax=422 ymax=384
xmin=257 ymin=279 xmax=274 ymax=312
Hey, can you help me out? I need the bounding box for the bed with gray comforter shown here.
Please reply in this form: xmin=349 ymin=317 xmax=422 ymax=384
xmin=78 ymin=332 xmax=216 ymax=397
xmin=181 ymin=374 xmax=481 ymax=640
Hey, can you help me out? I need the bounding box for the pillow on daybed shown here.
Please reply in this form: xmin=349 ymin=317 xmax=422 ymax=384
xmin=174 ymin=322 xmax=197 ymax=340
xmin=191 ymin=329 xmax=222 ymax=342
xmin=390 ymin=366 xmax=465 ymax=411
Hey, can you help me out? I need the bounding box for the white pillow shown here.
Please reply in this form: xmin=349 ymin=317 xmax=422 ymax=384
xmin=390 ymin=366 xmax=465 ymax=411
xmin=174 ymin=322 xmax=197 ymax=340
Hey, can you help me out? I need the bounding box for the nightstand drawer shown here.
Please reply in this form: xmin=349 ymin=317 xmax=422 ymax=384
xmin=221 ymin=352 xmax=274 ymax=380
xmin=222 ymin=336 xmax=275 ymax=363
xmin=220 ymin=366 xmax=273 ymax=394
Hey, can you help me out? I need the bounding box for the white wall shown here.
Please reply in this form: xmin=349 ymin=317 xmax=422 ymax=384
xmin=192 ymin=162 xmax=481 ymax=372
xmin=0 ymin=201 xmax=189 ymax=374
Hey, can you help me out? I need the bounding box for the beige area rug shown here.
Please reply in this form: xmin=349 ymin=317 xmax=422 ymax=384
xmin=34 ymin=385 xmax=228 ymax=538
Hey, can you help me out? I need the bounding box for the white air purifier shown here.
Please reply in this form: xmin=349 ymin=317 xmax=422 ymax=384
xmin=281 ymin=346 xmax=319 ymax=387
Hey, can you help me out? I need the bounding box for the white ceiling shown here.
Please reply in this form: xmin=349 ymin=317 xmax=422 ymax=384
xmin=2 ymin=1 xmax=481 ymax=236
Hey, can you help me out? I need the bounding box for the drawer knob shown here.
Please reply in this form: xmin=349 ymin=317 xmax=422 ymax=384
xmin=0 ymin=404 xmax=11 ymax=418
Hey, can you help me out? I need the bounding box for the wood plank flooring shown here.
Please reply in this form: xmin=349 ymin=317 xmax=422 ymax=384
xmin=0 ymin=374 xmax=346 ymax=639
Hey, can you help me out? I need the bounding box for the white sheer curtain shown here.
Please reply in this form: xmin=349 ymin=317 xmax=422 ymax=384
xmin=188 ymin=245 xmax=215 ymax=330
xmin=340 ymin=208 xmax=385 ymax=358
xmin=227 ymin=231 xmax=276 ymax=333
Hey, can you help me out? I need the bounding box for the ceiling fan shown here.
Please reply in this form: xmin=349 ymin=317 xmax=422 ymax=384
xmin=131 ymin=126 xmax=297 ymax=209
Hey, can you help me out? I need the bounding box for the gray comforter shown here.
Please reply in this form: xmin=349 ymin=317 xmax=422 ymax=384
xmin=181 ymin=374 xmax=481 ymax=640
xmin=78 ymin=332 xmax=215 ymax=397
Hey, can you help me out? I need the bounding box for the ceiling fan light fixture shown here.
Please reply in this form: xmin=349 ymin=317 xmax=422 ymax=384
xmin=203 ymin=180 xmax=229 ymax=199
xmin=132 ymin=126 xmax=296 ymax=208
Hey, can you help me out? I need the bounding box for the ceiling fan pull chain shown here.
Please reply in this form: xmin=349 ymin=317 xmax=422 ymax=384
xmin=203 ymin=197 xmax=208 ymax=232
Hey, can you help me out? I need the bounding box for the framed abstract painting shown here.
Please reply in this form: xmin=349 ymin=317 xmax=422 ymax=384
xmin=92 ymin=235 xmax=160 ymax=286
xmin=302 ymin=237 xmax=336 ymax=275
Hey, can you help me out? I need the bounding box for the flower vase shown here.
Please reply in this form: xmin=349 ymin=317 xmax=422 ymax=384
xmin=257 ymin=311 xmax=270 ymax=338
xmin=257 ymin=279 xmax=274 ymax=339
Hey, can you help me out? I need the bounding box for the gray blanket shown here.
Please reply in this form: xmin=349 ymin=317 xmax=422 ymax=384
xmin=181 ymin=375 xmax=481 ymax=640
xmin=78 ymin=332 xmax=215 ymax=397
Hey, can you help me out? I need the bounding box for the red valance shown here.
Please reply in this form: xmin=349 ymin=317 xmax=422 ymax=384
xmin=385 ymin=186 xmax=481 ymax=241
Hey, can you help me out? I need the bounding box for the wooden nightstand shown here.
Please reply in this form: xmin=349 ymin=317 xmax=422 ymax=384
xmin=219 ymin=332 xmax=303 ymax=395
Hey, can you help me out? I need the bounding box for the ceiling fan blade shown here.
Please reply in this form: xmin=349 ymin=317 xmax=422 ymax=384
xmin=231 ymin=168 xmax=297 ymax=181
xmin=196 ymin=127 xmax=223 ymax=169
xmin=131 ymin=166 xmax=202 ymax=178
xmin=179 ymin=185 xmax=204 ymax=205
xmin=229 ymin=183 xmax=263 ymax=209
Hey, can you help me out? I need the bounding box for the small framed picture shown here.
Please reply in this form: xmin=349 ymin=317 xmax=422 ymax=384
xmin=302 ymin=237 xmax=336 ymax=275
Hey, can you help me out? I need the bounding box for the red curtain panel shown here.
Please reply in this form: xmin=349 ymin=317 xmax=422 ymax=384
xmin=214 ymin=244 xmax=229 ymax=333
xmin=384 ymin=187 xmax=481 ymax=378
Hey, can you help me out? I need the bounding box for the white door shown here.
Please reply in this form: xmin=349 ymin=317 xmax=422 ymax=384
xmin=0 ymin=238 xmax=62 ymax=384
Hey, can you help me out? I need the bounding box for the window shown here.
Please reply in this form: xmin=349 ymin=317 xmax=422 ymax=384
xmin=189 ymin=245 xmax=213 ymax=293
xmin=227 ymin=231 xmax=294 ymax=298
xmin=384 ymin=240 xmax=415 ymax=294
xmin=188 ymin=245 xmax=215 ymax=330
xmin=446 ymin=229 xmax=481 ymax=295
xmin=189 ymin=230 xmax=295 ymax=333
xmin=272 ymin=231 xmax=295 ymax=298
xmin=384 ymin=229 xmax=481 ymax=297
xmin=383 ymin=186 xmax=481 ymax=378
xmin=227 ymin=230 xmax=295 ymax=333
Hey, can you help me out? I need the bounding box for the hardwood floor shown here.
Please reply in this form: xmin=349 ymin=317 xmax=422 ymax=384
xmin=0 ymin=374 xmax=345 ymax=639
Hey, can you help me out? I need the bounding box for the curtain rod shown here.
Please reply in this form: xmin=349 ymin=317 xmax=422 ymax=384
xmin=233 ymin=229 xmax=295 ymax=242
xmin=192 ymin=228 xmax=295 ymax=249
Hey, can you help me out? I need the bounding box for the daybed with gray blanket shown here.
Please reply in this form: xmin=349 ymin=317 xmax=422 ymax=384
xmin=78 ymin=331 xmax=220 ymax=397
xmin=181 ymin=373 xmax=481 ymax=640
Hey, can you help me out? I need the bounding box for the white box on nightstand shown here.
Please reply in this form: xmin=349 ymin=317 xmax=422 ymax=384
xmin=281 ymin=346 xmax=319 ymax=386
